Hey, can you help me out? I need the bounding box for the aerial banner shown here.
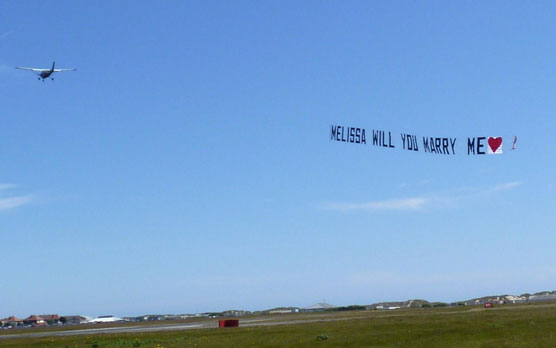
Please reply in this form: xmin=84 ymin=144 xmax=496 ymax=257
xmin=330 ymin=125 xmax=516 ymax=156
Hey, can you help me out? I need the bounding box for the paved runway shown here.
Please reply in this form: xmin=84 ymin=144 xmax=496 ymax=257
xmin=0 ymin=322 xmax=214 ymax=339
xmin=0 ymin=315 xmax=359 ymax=340
xmin=0 ymin=318 xmax=289 ymax=340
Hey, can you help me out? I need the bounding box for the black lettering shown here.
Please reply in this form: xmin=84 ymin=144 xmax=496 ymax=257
xmin=435 ymin=138 xmax=442 ymax=153
xmin=423 ymin=137 xmax=430 ymax=152
xmin=388 ymin=132 xmax=394 ymax=148
xmin=450 ymin=138 xmax=456 ymax=155
xmin=341 ymin=126 xmax=346 ymax=142
xmin=442 ymin=138 xmax=449 ymax=154
xmin=349 ymin=128 xmax=355 ymax=142
xmin=413 ymin=135 xmax=419 ymax=151
xmin=468 ymin=138 xmax=475 ymax=155
xmin=361 ymin=129 xmax=366 ymax=144
xmin=477 ymin=137 xmax=486 ymax=155
xmin=355 ymin=128 xmax=361 ymax=143
xmin=373 ymin=131 xmax=379 ymax=146
xmin=331 ymin=126 xmax=337 ymax=141
xmin=401 ymin=134 xmax=407 ymax=149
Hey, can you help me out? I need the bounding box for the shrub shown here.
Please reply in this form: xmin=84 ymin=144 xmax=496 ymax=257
xmin=316 ymin=334 xmax=329 ymax=341
xmin=433 ymin=303 xmax=448 ymax=307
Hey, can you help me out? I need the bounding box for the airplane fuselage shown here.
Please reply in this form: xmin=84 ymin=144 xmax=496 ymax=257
xmin=40 ymin=70 xmax=53 ymax=79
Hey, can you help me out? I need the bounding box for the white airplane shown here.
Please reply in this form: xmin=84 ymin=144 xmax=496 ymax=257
xmin=16 ymin=61 xmax=76 ymax=81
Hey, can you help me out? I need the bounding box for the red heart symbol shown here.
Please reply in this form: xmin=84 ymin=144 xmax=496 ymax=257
xmin=488 ymin=137 xmax=502 ymax=153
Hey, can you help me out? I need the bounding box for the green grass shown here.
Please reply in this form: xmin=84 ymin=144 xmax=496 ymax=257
xmin=2 ymin=303 xmax=556 ymax=348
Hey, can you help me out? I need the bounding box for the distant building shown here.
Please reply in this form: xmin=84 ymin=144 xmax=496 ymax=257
xmin=269 ymin=309 xmax=294 ymax=314
xmin=89 ymin=315 xmax=124 ymax=323
xmin=23 ymin=315 xmax=46 ymax=326
xmin=40 ymin=314 xmax=61 ymax=324
xmin=62 ymin=316 xmax=89 ymax=325
xmin=529 ymin=294 xmax=556 ymax=302
xmin=305 ymin=303 xmax=336 ymax=312
xmin=373 ymin=305 xmax=401 ymax=310
xmin=137 ymin=315 xmax=166 ymax=321
xmin=1 ymin=316 xmax=22 ymax=326
xmin=504 ymin=295 xmax=527 ymax=303
xmin=221 ymin=310 xmax=251 ymax=317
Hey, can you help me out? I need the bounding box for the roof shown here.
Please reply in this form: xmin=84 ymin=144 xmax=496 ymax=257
xmin=305 ymin=302 xmax=336 ymax=310
xmin=90 ymin=316 xmax=123 ymax=323
xmin=24 ymin=315 xmax=44 ymax=321
xmin=40 ymin=314 xmax=60 ymax=320
xmin=529 ymin=294 xmax=556 ymax=301
xmin=2 ymin=316 xmax=22 ymax=322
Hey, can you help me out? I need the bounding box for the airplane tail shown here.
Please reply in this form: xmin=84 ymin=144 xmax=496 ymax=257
xmin=51 ymin=61 xmax=55 ymax=71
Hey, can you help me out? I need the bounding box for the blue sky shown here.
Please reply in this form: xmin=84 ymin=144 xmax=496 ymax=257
xmin=1 ymin=1 xmax=555 ymax=317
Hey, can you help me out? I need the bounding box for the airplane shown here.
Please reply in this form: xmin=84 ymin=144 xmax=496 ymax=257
xmin=16 ymin=61 xmax=76 ymax=81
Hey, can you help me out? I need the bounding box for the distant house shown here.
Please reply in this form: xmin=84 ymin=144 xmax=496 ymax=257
xmin=167 ymin=314 xmax=193 ymax=320
xmin=138 ymin=315 xmax=165 ymax=321
xmin=23 ymin=315 xmax=46 ymax=326
xmin=1 ymin=316 xmax=22 ymax=326
xmin=221 ymin=310 xmax=251 ymax=317
xmin=62 ymin=316 xmax=89 ymax=325
xmin=40 ymin=314 xmax=61 ymax=325
xmin=305 ymin=303 xmax=337 ymax=312
xmin=504 ymin=295 xmax=527 ymax=304
xmin=269 ymin=309 xmax=295 ymax=314
xmin=373 ymin=305 xmax=401 ymax=310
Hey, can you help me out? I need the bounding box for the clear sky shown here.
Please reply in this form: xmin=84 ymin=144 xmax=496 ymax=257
xmin=1 ymin=1 xmax=555 ymax=317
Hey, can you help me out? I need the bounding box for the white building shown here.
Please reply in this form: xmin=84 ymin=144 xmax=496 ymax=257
xmin=89 ymin=315 xmax=124 ymax=323
xmin=305 ymin=302 xmax=337 ymax=311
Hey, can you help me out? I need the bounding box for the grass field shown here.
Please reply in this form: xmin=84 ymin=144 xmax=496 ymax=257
xmin=2 ymin=303 xmax=556 ymax=348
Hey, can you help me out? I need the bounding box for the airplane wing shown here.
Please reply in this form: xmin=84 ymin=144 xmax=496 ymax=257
xmin=15 ymin=67 xmax=50 ymax=72
xmin=53 ymin=68 xmax=76 ymax=72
